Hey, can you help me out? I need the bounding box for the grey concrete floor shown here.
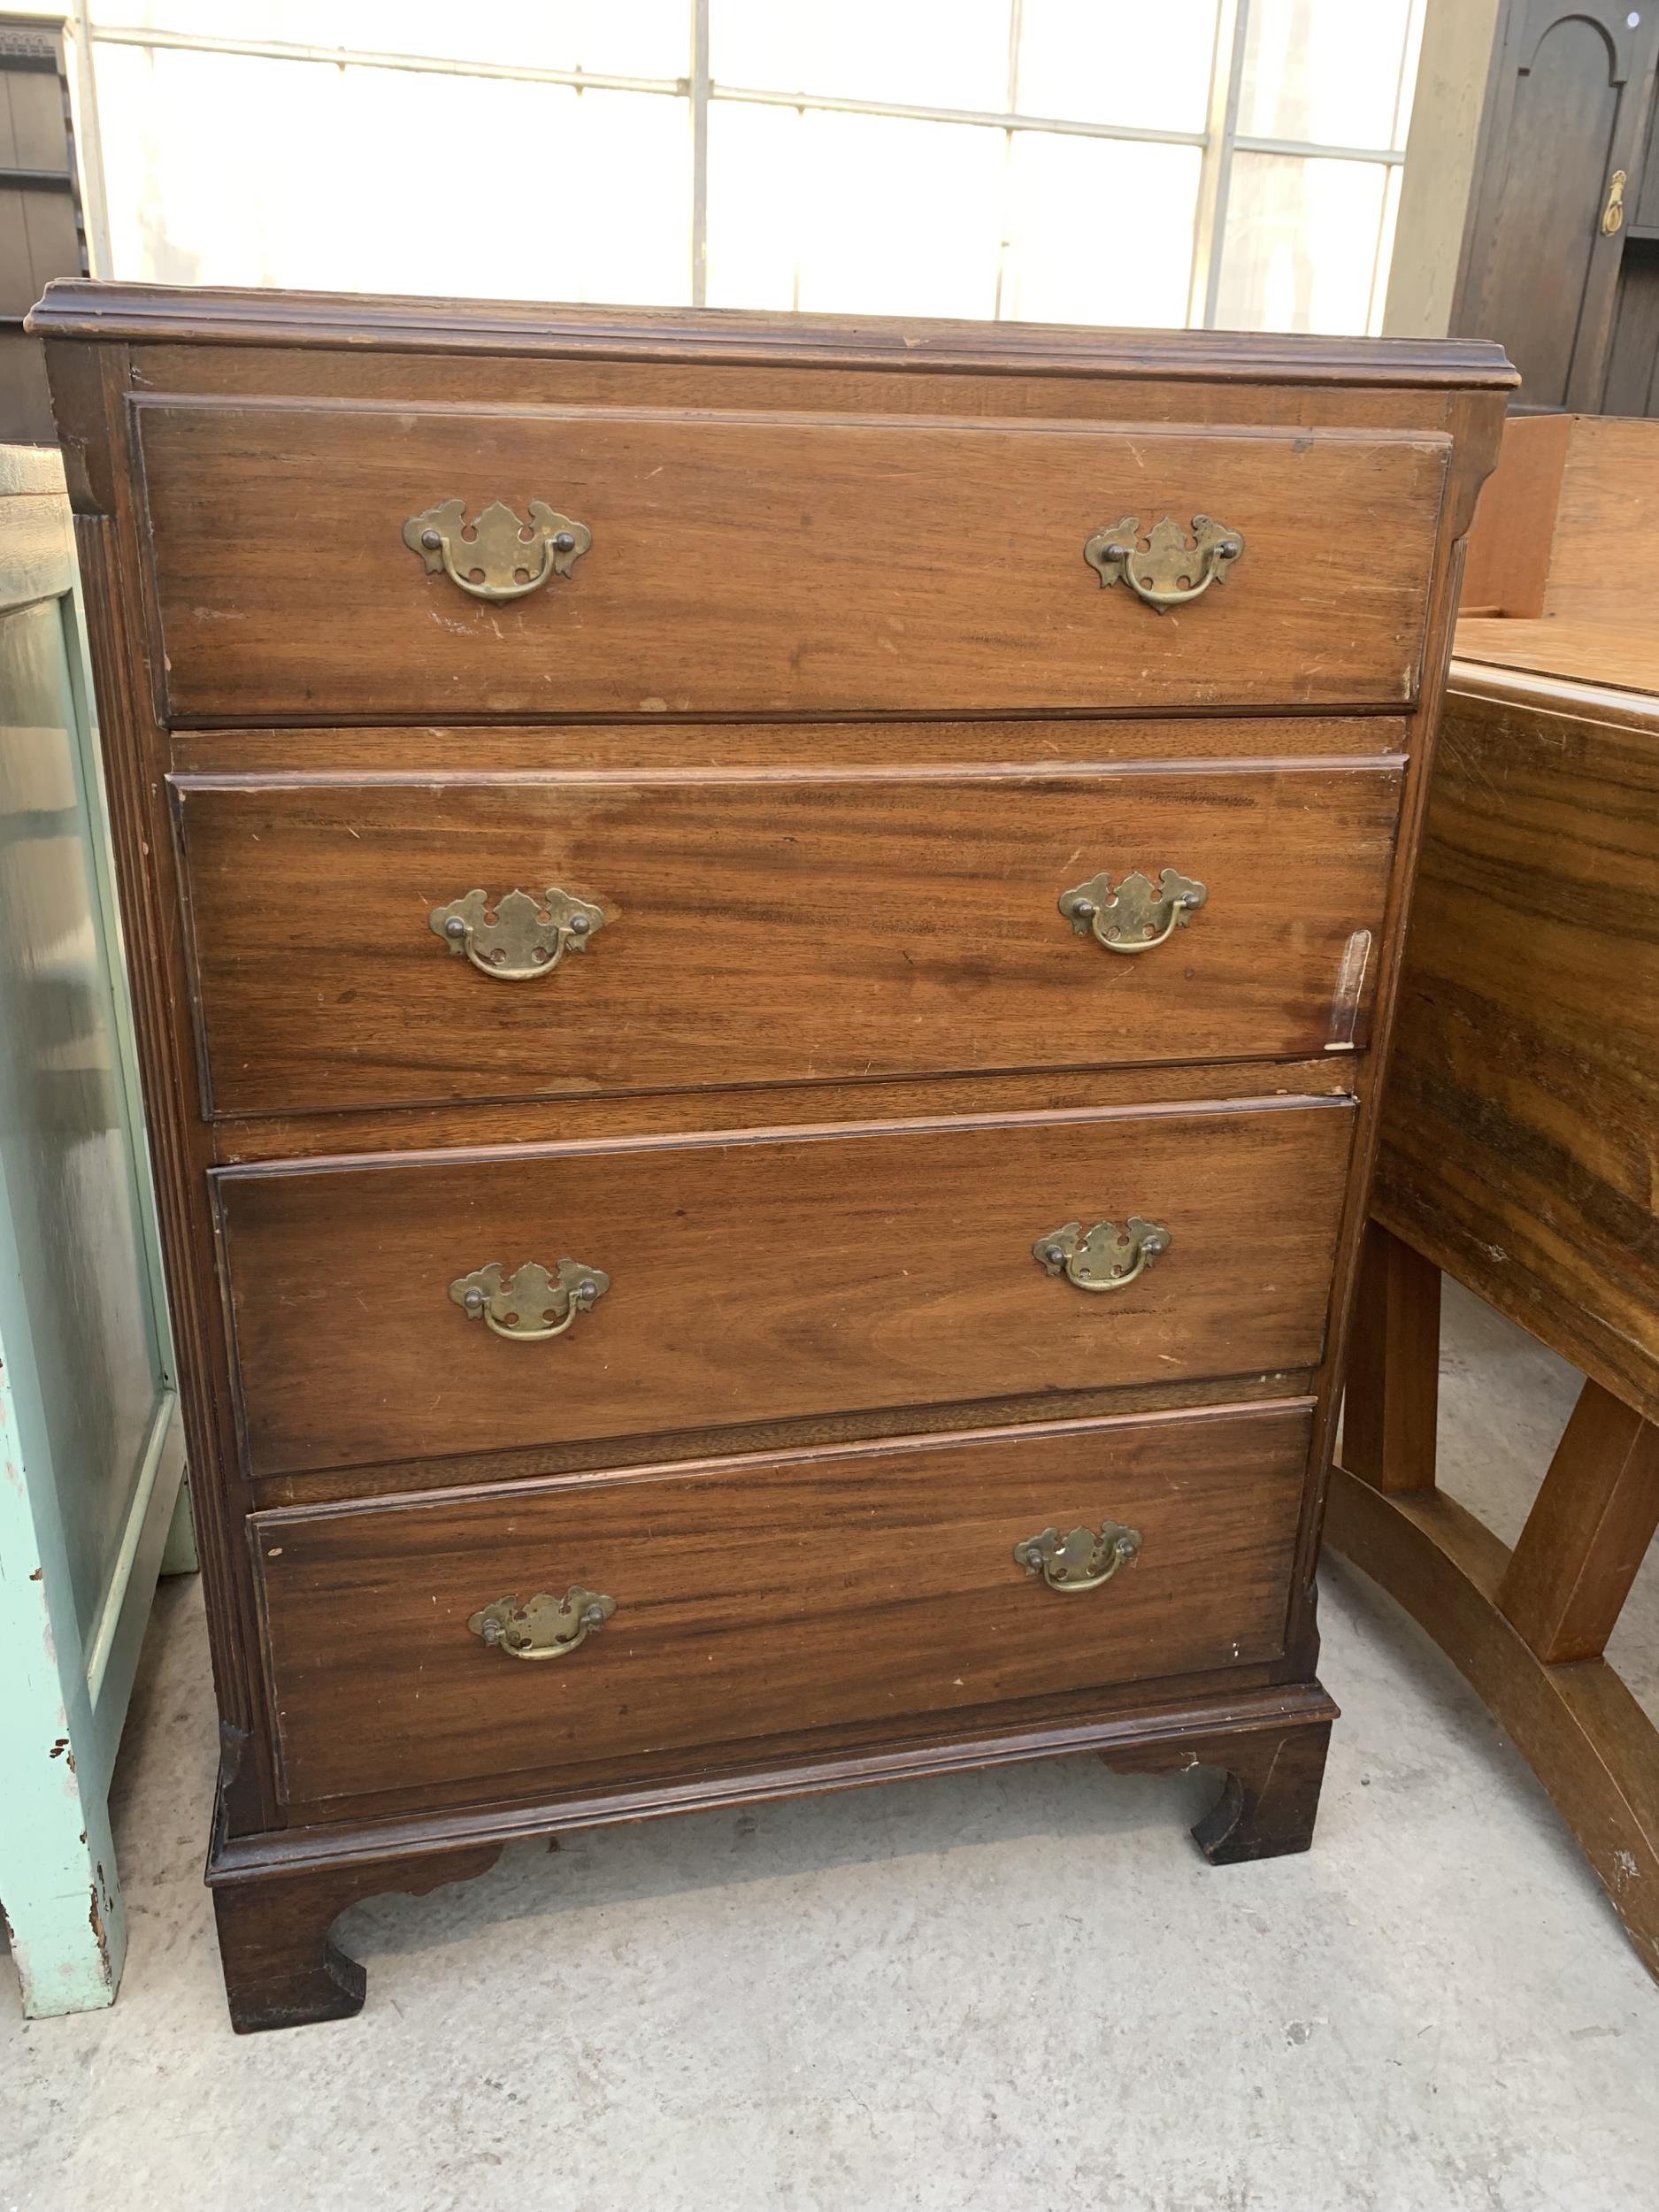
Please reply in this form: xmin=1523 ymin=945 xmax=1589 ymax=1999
xmin=4 ymin=1281 xmax=1657 ymax=2212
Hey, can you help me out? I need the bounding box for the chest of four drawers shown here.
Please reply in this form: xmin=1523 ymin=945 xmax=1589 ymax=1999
xmin=36 ymin=287 xmax=1511 ymax=2027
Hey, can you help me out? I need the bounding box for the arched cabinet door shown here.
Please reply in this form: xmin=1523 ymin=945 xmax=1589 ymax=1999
xmin=1456 ymin=0 xmax=1659 ymax=409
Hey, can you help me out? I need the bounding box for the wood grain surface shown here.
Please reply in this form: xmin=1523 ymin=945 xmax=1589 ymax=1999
xmin=29 ymin=280 xmax=1517 ymax=387
xmin=1452 ymin=619 xmax=1659 ymax=695
xmin=1374 ymin=678 xmax=1659 ymax=1423
xmin=216 ymin=1099 xmax=1355 ymax=1479
xmin=251 ymin=1402 xmax=1310 ymax=1805
xmin=31 ymin=284 xmax=1511 ymax=2026
xmin=173 ymin=764 xmax=1402 ymax=1117
xmin=168 ymin=716 xmax=1411 ymax=776
xmin=136 ymin=402 xmax=1448 ymax=721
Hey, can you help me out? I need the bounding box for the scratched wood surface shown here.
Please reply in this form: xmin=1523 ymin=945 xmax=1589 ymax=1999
xmin=173 ymin=764 xmax=1402 ymax=1116
xmin=28 ymin=280 xmax=1510 ymax=2027
xmin=1375 ymin=675 xmax=1659 ymax=1425
xmin=217 ymin=1100 xmax=1355 ymax=1479
xmin=135 ymin=402 xmax=1448 ymax=721
xmin=252 ymin=1402 xmax=1310 ymax=1805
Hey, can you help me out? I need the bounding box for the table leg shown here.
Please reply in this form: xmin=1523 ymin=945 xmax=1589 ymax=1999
xmin=1498 ymin=1382 xmax=1659 ymax=1664
xmin=1329 ymin=1234 xmax=1659 ymax=1986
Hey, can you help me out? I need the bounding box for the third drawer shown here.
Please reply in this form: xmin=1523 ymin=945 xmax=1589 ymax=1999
xmin=214 ymin=1097 xmax=1355 ymax=1480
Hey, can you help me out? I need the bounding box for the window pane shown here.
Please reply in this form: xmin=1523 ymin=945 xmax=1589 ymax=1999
xmin=710 ymin=0 xmax=1012 ymax=113
xmin=88 ymin=1 xmax=690 ymax=77
xmin=706 ymin=104 xmax=1004 ymax=319
xmin=1236 ymin=0 xmax=1416 ymax=150
xmin=1004 ymin=136 xmax=1201 ymax=326
xmin=1214 ymin=153 xmax=1387 ymax=334
xmin=94 ymin=43 xmax=691 ymax=302
xmin=1015 ymin=0 xmax=1217 ymax=134
xmin=705 ymin=103 xmax=799 ymax=311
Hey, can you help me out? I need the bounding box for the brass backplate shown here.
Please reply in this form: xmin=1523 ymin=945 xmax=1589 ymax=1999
xmin=1083 ymin=513 xmax=1243 ymax=608
xmin=429 ymin=885 xmax=605 ymax=979
xmin=449 ymin=1258 xmax=610 ymax=1340
xmin=1014 ymin=1520 xmax=1143 ymax=1592
xmin=1033 ymin=1217 xmax=1171 ymax=1291
xmin=1058 ymin=867 xmax=1206 ymax=950
xmin=403 ymin=498 xmax=591 ymax=601
xmin=468 ymin=1586 xmax=617 ymax=1659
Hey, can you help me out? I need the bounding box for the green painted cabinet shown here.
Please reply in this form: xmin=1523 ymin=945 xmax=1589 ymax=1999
xmin=0 ymin=443 xmax=187 ymax=2016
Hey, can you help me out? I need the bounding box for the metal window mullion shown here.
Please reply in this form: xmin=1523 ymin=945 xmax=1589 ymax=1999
xmin=62 ymin=0 xmax=111 ymax=279
xmin=993 ymin=0 xmax=1023 ymax=322
xmin=1365 ymin=0 xmax=1428 ymax=334
xmin=709 ymin=81 xmax=1206 ymax=149
xmin=1186 ymin=0 xmax=1239 ymax=327
xmin=1389 ymin=0 xmax=1429 ymax=155
xmin=1233 ymin=134 xmax=1403 ymax=165
xmin=88 ymin=24 xmax=687 ymax=98
xmin=690 ymin=0 xmax=709 ymax=307
xmin=1201 ymin=0 xmax=1251 ymax=329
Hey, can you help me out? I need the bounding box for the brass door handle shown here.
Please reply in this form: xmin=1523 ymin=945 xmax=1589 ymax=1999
xmin=1015 ymin=1520 xmax=1142 ymax=1591
xmin=1602 ymin=169 xmax=1626 ymax=237
xmin=429 ymin=885 xmax=605 ymax=979
xmin=1084 ymin=513 xmax=1243 ymax=609
xmin=449 ymin=1260 xmax=609 ymax=1340
xmin=403 ymin=498 xmax=592 ymax=602
xmin=1033 ymin=1217 xmax=1171 ymax=1291
xmin=1059 ymin=867 xmax=1205 ymax=952
xmin=468 ymin=1586 xmax=617 ymax=1658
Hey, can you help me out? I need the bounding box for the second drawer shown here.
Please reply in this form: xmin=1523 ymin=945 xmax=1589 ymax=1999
xmin=173 ymin=763 xmax=1402 ymax=1116
xmin=214 ymin=1098 xmax=1354 ymax=1479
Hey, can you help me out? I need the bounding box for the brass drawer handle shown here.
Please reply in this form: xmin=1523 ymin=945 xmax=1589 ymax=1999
xmin=1033 ymin=1217 xmax=1171 ymax=1292
xmin=468 ymin=1586 xmax=617 ymax=1660
xmin=429 ymin=885 xmax=605 ymax=980
xmin=449 ymin=1259 xmax=609 ymax=1340
xmin=1084 ymin=513 xmax=1243 ymax=610
xmin=1059 ymin=867 xmax=1206 ymax=953
xmin=403 ymin=498 xmax=592 ymax=602
xmin=1014 ymin=1520 xmax=1142 ymax=1592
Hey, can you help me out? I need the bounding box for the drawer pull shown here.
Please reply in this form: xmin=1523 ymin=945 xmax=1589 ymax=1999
xmin=449 ymin=1259 xmax=610 ymax=1340
xmin=468 ymin=1586 xmax=617 ymax=1660
xmin=403 ymin=497 xmax=592 ymax=603
xmin=1059 ymin=866 xmax=1206 ymax=953
xmin=429 ymin=885 xmax=605 ymax=980
xmin=1033 ymin=1217 xmax=1171 ymax=1292
xmin=1084 ymin=512 xmax=1243 ymax=610
xmin=1014 ymin=1520 xmax=1142 ymax=1592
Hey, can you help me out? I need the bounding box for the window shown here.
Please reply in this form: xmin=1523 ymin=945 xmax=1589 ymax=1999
xmin=80 ymin=0 xmax=1425 ymax=334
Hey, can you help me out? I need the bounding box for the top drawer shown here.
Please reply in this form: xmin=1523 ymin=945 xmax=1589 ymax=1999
xmin=134 ymin=403 xmax=1448 ymax=723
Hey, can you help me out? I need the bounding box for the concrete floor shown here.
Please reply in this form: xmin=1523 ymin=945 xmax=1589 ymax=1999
xmin=4 ymin=1282 xmax=1657 ymax=2212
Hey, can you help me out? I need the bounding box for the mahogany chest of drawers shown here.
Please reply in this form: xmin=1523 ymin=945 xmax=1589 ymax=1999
xmin=29 ymin=280 xmax=1512 ymax=2031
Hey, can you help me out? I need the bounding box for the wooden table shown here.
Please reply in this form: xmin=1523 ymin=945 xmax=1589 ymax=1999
xmin=1327 ymin=415 xmax=1659 ymax=1980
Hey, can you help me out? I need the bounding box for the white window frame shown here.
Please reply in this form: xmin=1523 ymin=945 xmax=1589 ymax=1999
xmin=61 ymin=0 xmax=1422 ymax=330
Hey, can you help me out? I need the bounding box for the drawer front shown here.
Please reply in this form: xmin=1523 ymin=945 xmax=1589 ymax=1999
xmin=138 ymin=403 xmax=1447 ymax=720
xmin=216 ymin=1101 xmax=1354 ymax=1479
xmin=176 ymin=764 xmax=1402 ymax=1117
xmin=253 ymin=1402 xmax=1311 ymax=1806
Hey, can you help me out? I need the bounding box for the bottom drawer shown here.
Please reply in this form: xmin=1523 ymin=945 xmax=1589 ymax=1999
xmin=253 ymin=1402 xmax=1311 ymax=1808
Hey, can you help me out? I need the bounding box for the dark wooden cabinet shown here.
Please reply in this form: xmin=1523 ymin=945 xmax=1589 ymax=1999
xmin=1455 ymin=0 xmax=1659 ymax=412
xmin=30 ymin=280 xmax=1510 ymax=2032
xmin=1605 ymin=72 xmax=1659 ymax=417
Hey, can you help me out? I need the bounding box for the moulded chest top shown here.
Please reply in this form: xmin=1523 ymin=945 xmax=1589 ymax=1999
xmin=26 ymin=279 xmax=1518 ymax=391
